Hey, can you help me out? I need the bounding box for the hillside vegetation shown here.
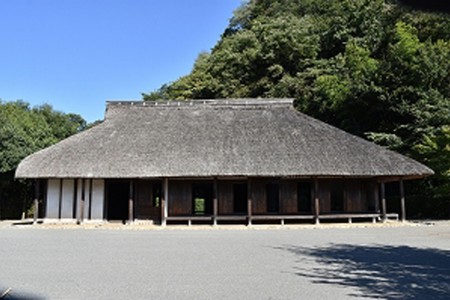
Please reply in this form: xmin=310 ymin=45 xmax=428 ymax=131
xmin=143 ymin=0 xmax=450 ymax=217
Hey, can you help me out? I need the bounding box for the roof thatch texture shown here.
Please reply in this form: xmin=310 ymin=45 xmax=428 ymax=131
xmin=15 ymin=99 xmax=433 ymax=179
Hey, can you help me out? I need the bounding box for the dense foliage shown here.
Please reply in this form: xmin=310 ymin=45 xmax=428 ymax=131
xmin=0 ymin=101 xmax=86 ymax=173
xmin=0 ymin=100 xmax=87 ymax=219
xmin=143 ymin=0 xmax=450 ymax=217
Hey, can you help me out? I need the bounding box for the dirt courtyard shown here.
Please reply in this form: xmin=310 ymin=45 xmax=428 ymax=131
xmin=0 ymin=221 xmax=449 ymax=299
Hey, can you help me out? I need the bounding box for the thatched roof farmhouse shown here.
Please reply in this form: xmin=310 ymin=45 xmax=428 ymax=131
xmin=16 ymin=99 xmax=433 ymax=225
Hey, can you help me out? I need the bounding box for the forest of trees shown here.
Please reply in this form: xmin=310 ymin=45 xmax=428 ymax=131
xmin=0 ymin=101 xmax=87 ymax=219
xmin=143 ymin=0 xmax=450 ymax=218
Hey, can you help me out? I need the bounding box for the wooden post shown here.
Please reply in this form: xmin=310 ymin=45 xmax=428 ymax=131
xmin=77 ymin=179 xmax=81 ymax=224
xmin=161 ymin=178 xmax=168 ymax=226
xmin=381 ymin=182 xmax=387 ymax=222
xmin=128 ymin=180 xmax=134 ymax=224
xmin=314 ymin=178 xmax=320 ymax=225
xmin=77 ymin=179 xmax=85 ymax=225
xmin=88 ymin=179 xmax=93 ymax=220
xmin=247 ymin=178 xmax=252 ymax=226
xmin=213 ymin=178 xmax=218 ymax=226
xmin=33 ymin=179 xmax=40 ymax=224
xmin=58 ymin=179 xmax=63 ymax=219
xmin=160 ymin=198 xmax=165 ymax=225
xmin=400 ymin=179 xmax=406 ymax=222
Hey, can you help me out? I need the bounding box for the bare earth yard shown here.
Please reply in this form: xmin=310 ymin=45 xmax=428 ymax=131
xmin=0 ymin=222 xmax=449 ymax=299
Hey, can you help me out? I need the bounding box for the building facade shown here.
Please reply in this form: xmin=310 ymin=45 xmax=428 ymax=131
xmin=15 ymin=99 xmax=433 ymax=225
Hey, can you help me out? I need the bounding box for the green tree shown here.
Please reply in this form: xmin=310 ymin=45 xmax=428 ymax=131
xmin=416 ymin=126 xmax=450 ymax=196
xmin=143 ymin=0 xmax=450 ymax=217
xmin=0 ymin=100 xmax=88 ymax=219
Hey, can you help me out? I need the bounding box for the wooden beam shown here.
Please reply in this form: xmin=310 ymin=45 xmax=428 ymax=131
xmin=88 ymin=179 xmax=93 ymax=220
xmin=381 ymin=182 xmax=387 ymax=222
xmin=72 ymin=179 xmax=78 ymax=220
xmin=76 ymin=179 xmax=81 ymax=224
xmin=77 ymin=179 xmax=85 ymax=225
xmin=161 ymin=178 xmax=169 ymax=226
xmin=314 ymin=178 xmax=320 ymax=225
xmin=400 ymin=179 xmax=406 ymax=222
xmin=58 ymin=179 xmax=63 ymax=219
xmin=247 ymin=178 xmax=252 ymax=226
xmin=213 ymin=178 xmax=218 ymax=226
xmin=81 ymin=179 xmax=85 ymax=222
xmin=128 ymin=180 xmax=134 ymax=223
xmin=33 ymin=179 xmax=39 ymax=224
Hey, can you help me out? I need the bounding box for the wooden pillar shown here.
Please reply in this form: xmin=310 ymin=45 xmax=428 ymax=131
xmin=58 ymin=179 xmax=63 ymax=219
xmin=77 ymin=178 xmax=85 ymax=224
xmin=213 ymin=178 xmax=218 ymax=226
xmin=161 ymin=178 xmax=168 ymax=226
xmin=77 ymin=179 xmax=85 ymax=225
xmin=128 ymin=180 xmax=134 ymax=224
xmin=33 ymin=179 xmax=40 ymax=224
xmin=160 ymin=198 xmax=165 ymax=226
xmin=88 ymin=179 xmax=93 ymax=220
xmin=314 ymin=178 xmax=320 ymax=225
xmin=381 ymin=182 xmax=387 ymax=222
xmin=247 ymin=178 xmax=252 ymax=226
xmin=400 ymin=179 xmax=406 ymax=222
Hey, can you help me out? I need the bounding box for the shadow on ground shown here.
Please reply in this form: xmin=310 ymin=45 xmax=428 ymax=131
xmin=0 ymin=287 xmax=45 ymax=300
xmin=277 ymin=244 xmax=450 ymax=299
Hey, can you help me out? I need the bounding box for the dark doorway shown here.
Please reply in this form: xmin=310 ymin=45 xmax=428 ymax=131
xmin=233 ymin=183 xmax=247 ymax=214
xmin=330 ymin=181 xmax=344 ymax=212
xmin=266 ymin=183 xmax=279 ymax=213
xmin=106 ymin=180 xmax=129 ymax=221
xmin=385 ymin=181 xmax=400 ymax=215
xmin=298 ymin=182 xmax=312 ymax=213
xmin=134 ymin=180 xmax=161 ymax=222
xmin=192 ymin=183 xmax=213 ymax=215
xmin=152 ymin=183 xmax=162 ymax=208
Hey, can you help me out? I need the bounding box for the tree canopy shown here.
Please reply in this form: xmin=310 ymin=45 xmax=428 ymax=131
xmin=0 ymin=100 xmax=87 ymax=174
xmin=143 ymin=0 xmax=450 ymax=216
xmin=0 ymin=100 xmax=87 ymax=219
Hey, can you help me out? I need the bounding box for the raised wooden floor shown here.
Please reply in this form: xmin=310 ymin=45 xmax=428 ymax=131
xmin=165 ymin=213 xmax=399 ymax=226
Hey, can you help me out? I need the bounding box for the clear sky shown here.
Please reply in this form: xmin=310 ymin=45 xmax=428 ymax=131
xmin=0 ymin=0 xmax=243 ymax=122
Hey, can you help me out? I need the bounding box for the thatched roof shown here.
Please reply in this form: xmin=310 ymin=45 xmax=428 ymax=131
xmin=15 ymin=99 xmax=433 ymax=179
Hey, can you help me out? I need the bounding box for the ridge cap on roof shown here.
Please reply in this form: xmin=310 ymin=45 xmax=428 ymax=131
xmin=104 ymin=98 xmax=295 ymax=119
xmin=106 ymin=98 xmax=294 ymax=108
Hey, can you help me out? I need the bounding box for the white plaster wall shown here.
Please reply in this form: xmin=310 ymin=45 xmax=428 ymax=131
xmin=60 ymin=179 xmax=75 ymax=219
xmin=46 ymin=179 xmax=61 ymax=218
xmin=83 ymin=180 xmax=91 ymax=220
xmin=90 ymin=179 xmax=104 ymax=220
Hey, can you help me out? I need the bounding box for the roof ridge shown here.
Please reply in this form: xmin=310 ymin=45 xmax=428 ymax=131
xmin=106 ymin=98 xmax=294 ymax=108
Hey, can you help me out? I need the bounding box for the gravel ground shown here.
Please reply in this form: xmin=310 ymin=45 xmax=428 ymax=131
xmin=0 ymin=221 xmax=449 ymax=299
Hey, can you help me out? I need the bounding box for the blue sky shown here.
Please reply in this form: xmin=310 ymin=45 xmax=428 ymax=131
xmin=0 ymin=0 xmax=243 ymax=122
